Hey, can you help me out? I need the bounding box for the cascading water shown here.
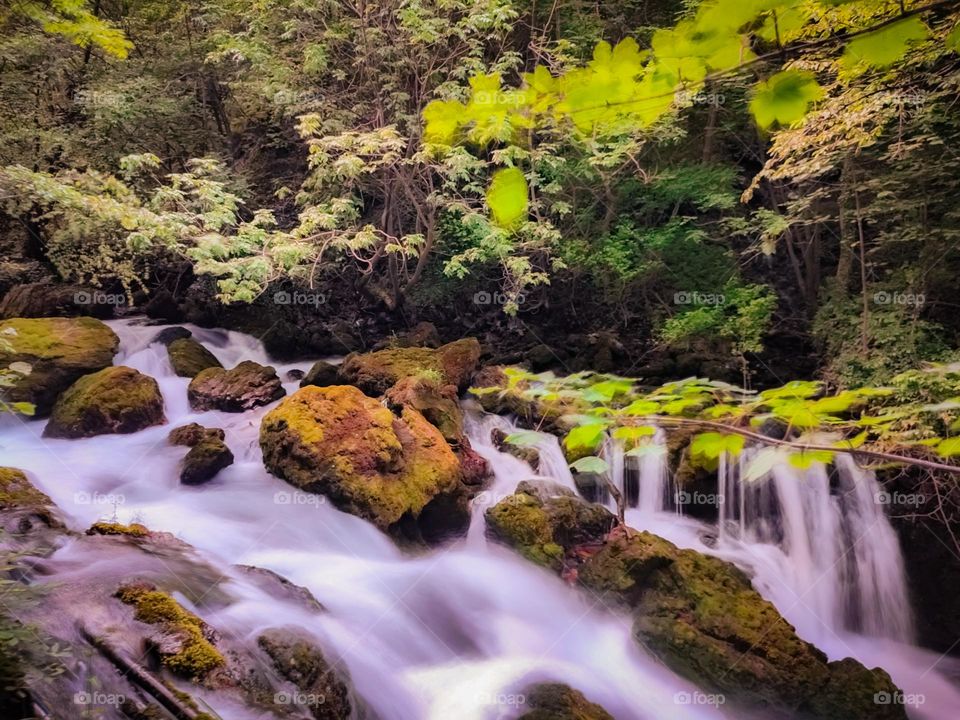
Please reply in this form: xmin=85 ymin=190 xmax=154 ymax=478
xmin=1 ymin=319 xmax=733 ymax=720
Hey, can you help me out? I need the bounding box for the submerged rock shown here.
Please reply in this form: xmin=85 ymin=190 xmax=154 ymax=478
xmin=150 ymin=326 xmax=192 ymax=346
xmin=44 ymin=366 xmax=166 ymax=438
xmin=257 ymin=627 xmax=354 ymax=720
xmin=260 ymin=385 xmax=469 ymax=541
xmin=0 ymin=316 xmax=119 ymax=415
xmin=180 ymin=438 xmax=234 ymax=485
xmin=167 ymin=337 xmax=222 ymax=378
xmin=299 ymin=359 xmax=339 ymax=388
xmin=338 ymin=337 xmax=481 ymax=396
xmin=518 ymin=683 xmax=614 ymax=720
xmin=188 ymin=360 xmax=285 ymax=412
xmin=86 ymin=521 xmax=151 ymax=538
xmin=0 ymin=467 xmax=60 ymax=532
xmin=491 ymin=427 xmax=541 ymax=470
xmin=485 ymin=487 xmax=907 ymax=720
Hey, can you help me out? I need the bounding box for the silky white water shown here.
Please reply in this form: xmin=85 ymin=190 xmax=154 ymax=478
xmin=1 ymin=319 xmax=723 ymax=720
xmin=2 ymin=318 xmax=958 ymax=719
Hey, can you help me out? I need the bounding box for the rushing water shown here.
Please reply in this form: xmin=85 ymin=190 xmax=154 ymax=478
xmin=1 ymin=318 xmax=958 ymax=719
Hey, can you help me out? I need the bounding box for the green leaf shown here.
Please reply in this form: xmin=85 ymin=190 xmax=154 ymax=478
xmin=840 ymin=17 xmax=928 ymax=72
xmin=749 ymin=70 xmax=824 ymax=129
xmin=611 ymin=425 xmax=657 ymax=443
xmin=486 ymin=167 xmax=529 ymax=229
xmin=787 ymin=448 xmax=834 ymax=469
xmin=504 ymin=431 xmax=548 ymax=448
xmin=570 ymin=456 xmax=610 ymax=474
xmin=564 ymin=424 xmax=606 ymax=454
xmin=935 ymin=437 xmax=960 ymax=457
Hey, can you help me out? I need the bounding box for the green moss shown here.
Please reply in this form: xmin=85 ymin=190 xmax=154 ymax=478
xmin=167 ymin=338 xmax=222 ymax=378
xmin=339 ymin=338 xmax=480 ymax=395
xmin=115 ymin=584 xmax=225 ymax=680
xmin=260 ymin=386 xmax=464 ymax=534
xmin=0 ymin=467 xmax=52 ymax=511
xmin=45 ymin=366 xmax=165 ymax=438
xmin=519 ymin=683 xmax=614 ymax=720
xmin=86 ymin=521 xmax=150 ymax=538
xmin=0 ymin=316 xmax=117 ymax=357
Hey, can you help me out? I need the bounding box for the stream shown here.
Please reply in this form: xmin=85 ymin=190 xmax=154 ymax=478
xmin=2 ymin=318 xmax=959 ymax=719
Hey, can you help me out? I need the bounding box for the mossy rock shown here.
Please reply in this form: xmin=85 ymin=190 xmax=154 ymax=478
xmin=180 ymin=438 xmax=234 ymax=485
xmin=188 ymin=360 xmax=285 ymax=412
xmin=491 ymin=428 xmax=540 ymax=470
xmin=338 ymin=337 xmax=481 ymax=396
xmin=299 ymin=360 xmax=340 ymax=388
xmin=0 ymin=467 xmax=59 ymax=530
xmin=44 ymin=366 xmax=165 ymax=438
xmin=486 ymin=490 xmax=907 ymax=720
xmin=257 ymin=627 xmax=353 ymax=720
xmin=86 ymin=521 xmax=151 ymax=538
xmin=485 ymin=482 xmax=615 ymax=570
xmin=384 ymin=375 xmax=463 ymax=442
xmin=518 ymin=683 xmax=613 ymax=720
xmin=0 ymin=316 xmax=119 ymax=415
xmin=115 ymin=582 xmax=225 ymax=680
xmin=580 ymin=532 xmax=906 ymax=719
xmin=168 ymin=423 xmax=225 ymax=447
xmin=260 ymin=385 xmax=468 ymax=541
xmin=167 ymin=337 xmax=222 ymax=378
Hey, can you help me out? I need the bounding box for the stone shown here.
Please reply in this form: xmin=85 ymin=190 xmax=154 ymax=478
xmin=338 ymin=338 xmax=481 ymax=396
xmin=167 ymin=337 xmax=222 ymax=378
xmin=188 ymin=361 xmax=285 ymax=412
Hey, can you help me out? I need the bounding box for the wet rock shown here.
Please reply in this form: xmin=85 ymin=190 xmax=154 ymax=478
xmin=299 ymin=360 xmax=339 ymax=388
xmin=150 ymin=326 xmax=192 ymax=346
xmin=260 ymin=385 xmax=469 ymax=541
xmin=180 ymin=438 xmax=234 ymax=485
xmin=485 ymin=484 xmax=615 ymax=570
xmin=0 ymin=467 xmax=61 ymax=532
xmin=167 ymin=337 xmax=222 ymax=378
xmin=45 ymin=366 xmax=166 ymax=439
xmin=338 ymin=337 xmax=481 ymax=396
xmin=384 ymin=375 xmax=463 ymax=442
xmin=457 ymin=440 xmax=491 ymax=487
xmin=188 ymin=360 xmax=285 ymax=412
xmin=0 ymin=282 xmax=116 ymax=319
xmin=518 ymin=683 xmax=613 ymax=720
xmin=491 ymin=428 xmax=541 ymax=470
xmin=525 ymin=343 xmax=558 ymax=371
xmin=234 ymin=566 xmax=325 ymax=613
xmin=0 ymin=316 xmax=119 ymax=415
xmin=257 ymin=627 xmax=354 ymax=720
xmin=114 ymin=582 xmax=225 ymax=681
xmin=286 ymin=368 xmax=305 ymax=381
xmin=168 ymin=423 xmax=225 ymax=447
xmin=143 ymin=289 xmax=185 ymax=322
xmin=485 ymin=489 xmax=907 ymax=720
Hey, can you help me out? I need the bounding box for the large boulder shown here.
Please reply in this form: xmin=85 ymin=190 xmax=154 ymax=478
xmin=257 ymin=628 xmax=354 ymax=720
xmin=260 ymin=385 xmax=469 ymax=541
xmin=338 ymin=338 xmax=481 ymax=396
xmin=188 ymin=360 xmax=285 ymax=412
xmin=44 ymin=366 xmax=165 ymax=438
xmin=0 ymin=467 xmax=61 ymax=532
xmin=518 ymin=683 xmax=613 ymax=720
xmin=0 ymin=316 xmax=119 ymax=415
xmin=166 ymin=337 xmax=222 ymax=378
xmin=485 ymin=486 xmax=907 ymax=720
